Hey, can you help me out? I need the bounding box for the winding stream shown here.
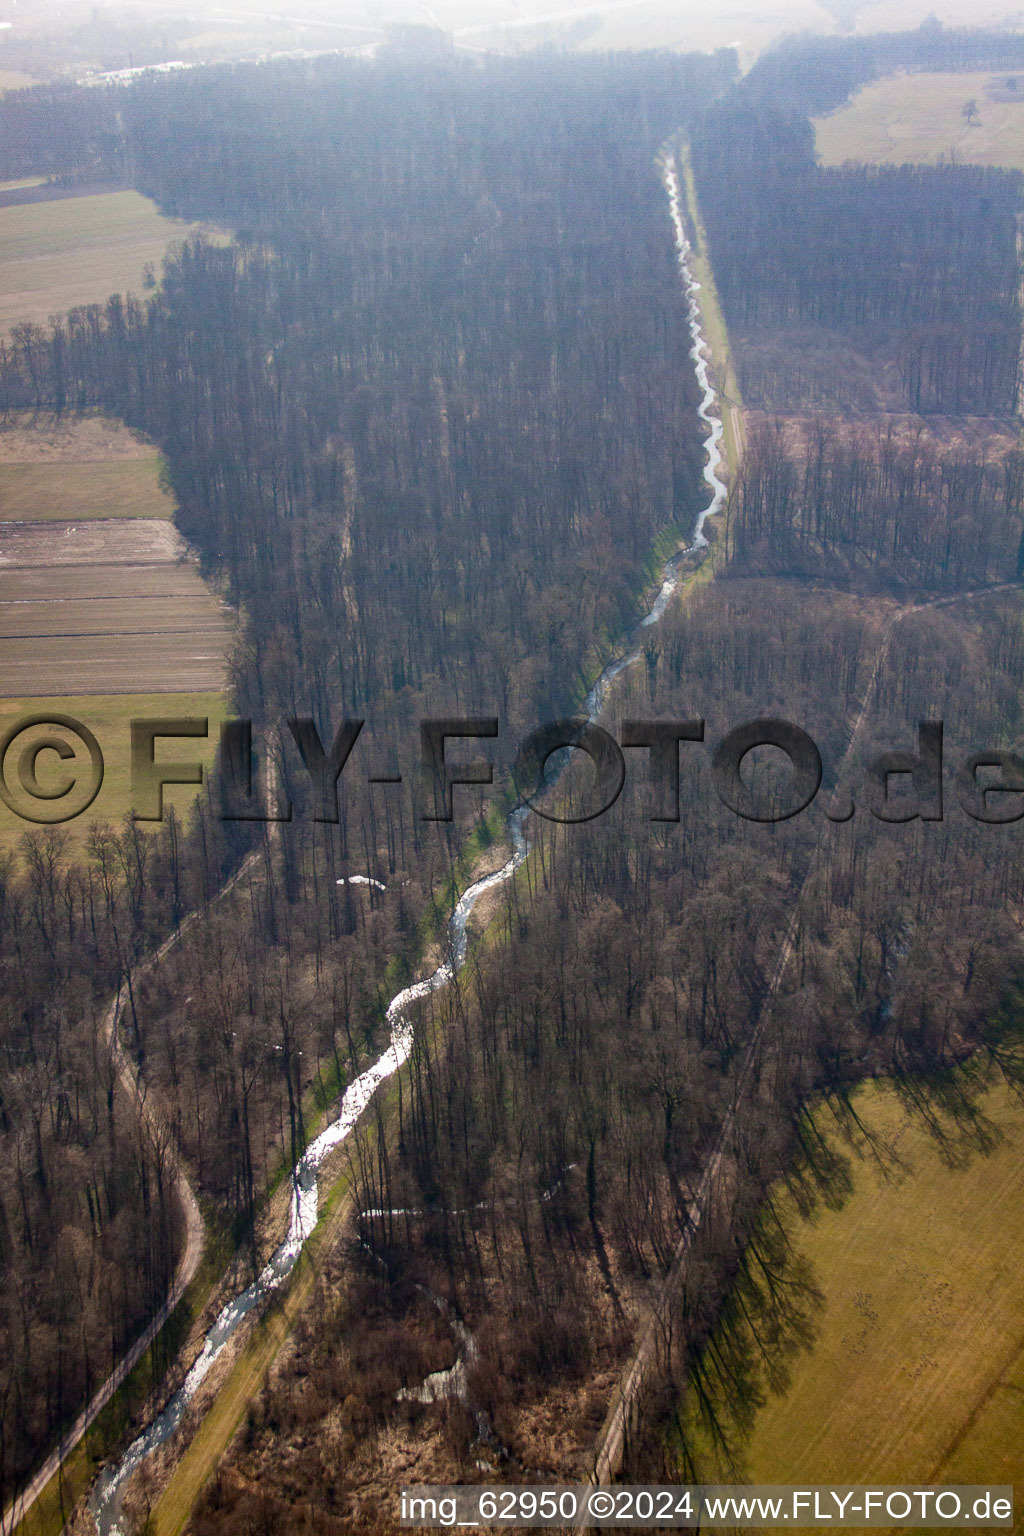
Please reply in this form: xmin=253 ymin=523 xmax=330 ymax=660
xmin=87 ymin=145 xmax=728 ymax=1536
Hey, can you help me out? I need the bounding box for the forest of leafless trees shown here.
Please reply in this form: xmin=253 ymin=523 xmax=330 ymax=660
xmin=1 ymin=25 xmax=1023 ymax=1532
xmin=0 ymin=46 xmax=723 ymax=1507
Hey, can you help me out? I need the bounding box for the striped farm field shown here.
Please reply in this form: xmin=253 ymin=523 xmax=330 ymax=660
xmin=0 ymin=518 xmax=233 ymax=698
xmin=0 ymin=413 xmax=232 ymax=855
xmin=0 ymin=411 xmax=173 ymax=521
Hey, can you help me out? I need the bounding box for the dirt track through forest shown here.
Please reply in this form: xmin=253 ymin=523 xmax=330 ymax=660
xmin=0 ymin=842 xmax=268 ymax=1536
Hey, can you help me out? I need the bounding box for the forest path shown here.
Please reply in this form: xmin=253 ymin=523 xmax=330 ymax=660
xmin=0 ymin=840 xmax=268 ymax=1536
xmin=577 ymin=579 xmax=1023 ymax=1508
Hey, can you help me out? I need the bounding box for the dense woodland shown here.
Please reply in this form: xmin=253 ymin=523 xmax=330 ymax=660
xmin=1 ymin=54 xmax=727 ymax=737
xmin=2 ymin=26 xmax=1024 ymax=1534
xmin=0 ymin=47 xmax=725 ymax=1512
xmin=0 ymin=810 xmax=245 ymax=1516
xmin=690 ymin=33 xmax=1024 ymax=416
xmin=186 ymin=32 xmax=1024 ymax=1531
xmin=727 ymin=418 xmax=1024 ymax=588
xmin=194 ymin=575 xmax=1024 ymax=1531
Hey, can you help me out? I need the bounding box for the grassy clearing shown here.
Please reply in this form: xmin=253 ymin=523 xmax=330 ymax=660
xmin=743 ymin=1078 xmax=1024 ymax=1511
xmin=0 ymin=691 xmax=232 ymax=858
xmin=0 ymin=189 xmax=196 ymax=332
xmin=0 ymin=71 xmax=34 ymax=94
xmin=0 ymin=459 xmax=173 ymax=520
xmin=814 ymin=70 xmax=1024 ymax=172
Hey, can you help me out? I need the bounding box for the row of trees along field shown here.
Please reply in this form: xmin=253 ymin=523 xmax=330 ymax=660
xmin=1 ymin=20 xmax=1019 ymax=183
xmin=689 ymin=31 xmax=1023 ymax=416
xmin=0 ymin=50 xmax=729 ymax=1508
xmin=742 ymin=22 xmax=1024 ymax=118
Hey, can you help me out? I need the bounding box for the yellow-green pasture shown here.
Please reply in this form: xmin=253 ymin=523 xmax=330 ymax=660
xmin=0 ymin=189 xmax=197 ymax=332
xmin=742 ymin=1079 xmax=1024 ymax=1515
xmin=815 ymin=70 xmax=1024 ymax=172
xmin=0 ymin=691 xmax=233 ymax=858
xmin=0 ymin=458 xmax=173 ymax=521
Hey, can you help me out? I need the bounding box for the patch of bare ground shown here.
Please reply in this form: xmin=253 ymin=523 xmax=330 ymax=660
xmin=157 ymin=1020 xmax=648 ymax=1531
xmin=187 ymin=1252 xmax=470 ymax=1532
xmin=0 ymin=410 xmax=158 ymax=462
